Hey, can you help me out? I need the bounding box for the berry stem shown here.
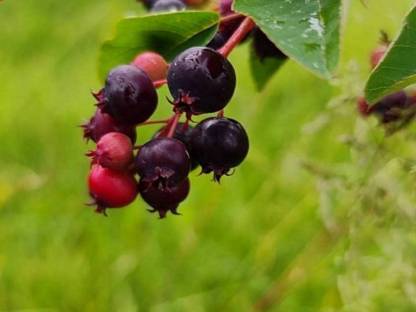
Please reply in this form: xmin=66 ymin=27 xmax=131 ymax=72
xmin=138 ymin=119 xmax=170 ymax=126
xmin=218 ymin=17 xmax=255 ymax=58
xmin=167 ymin=112 xmax=182 ymax=138
xmin=153 ymin=79 xmax=167 ymax=88
xmin=220 ymin=13 xmax=244 ymax=24
xmin=217 ymin=109 xmax=225 ymax=118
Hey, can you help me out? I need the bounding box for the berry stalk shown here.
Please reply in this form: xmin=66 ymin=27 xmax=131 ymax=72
xmin=153 ymin=79 xmax=167 ymax=88
xmin=138 ymin=119 xmax=170 ymax=126
xmin=167 ymin=112 xmax=182 ymax=138
xmin=218 ymin=17 xmax=255 ymax=58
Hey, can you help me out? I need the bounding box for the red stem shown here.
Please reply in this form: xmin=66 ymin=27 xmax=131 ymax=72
xmin=218 ymin=17 xmax=255 ymax=58
xmin=217 ymin=109 xmax=224 ymax=118
xmin=219 ymin=13 xmax=244 ymax=24
xmin=167 ymin=112 xmax=182 ymax=138
xmin=153 ymin=79 xmax=167 ymax=88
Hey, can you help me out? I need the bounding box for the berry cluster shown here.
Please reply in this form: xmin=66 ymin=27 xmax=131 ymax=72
xmin=138 ymin=0 xmax=206 ymax=12
xmin=358 ymin=34 xmax=416 ymax=128
xmin=82 ymin=0 xmax=287 ymax=218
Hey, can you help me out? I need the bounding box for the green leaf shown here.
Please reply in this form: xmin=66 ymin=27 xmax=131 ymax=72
xmin=365 ymin=6 xmax=416 ymax=104
xmin=250 ymin=48 xmax=286 ymax=91
xmin=98 ymin=11 xmax=219 ymax=80
xmin=234 ymin=0 xmax=342 ymax=79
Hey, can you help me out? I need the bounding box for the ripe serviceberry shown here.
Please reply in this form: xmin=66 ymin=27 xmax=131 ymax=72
xmin=151 ymin=0 xmax=186 ymax=12
xmin=87 ymin=132 xmax=134 ymax=171
xmin=100 ymin=65 xmax=158 ymax=126
xmin=369 ymin=91 xmax=410 ymax=124
xmin=139 ymin=178 xmax=190 ymax=218
xmin=167 ymin=47 xmax=236 ymax=115
xmin=132 ymin=51 xmax=169 ymax=81
xmin=82 ymin=109 xmax=137 ymax=143
xmin=191 ymin=117 xmax=249 ymax=182
xmin=135 ymin=137 xmax=190 ymax=188
xmin=252 ymin=28 xmax=287 ymax=62
xmin=153 ymin=123 xmax=199 ymax=170
xmin=185 ymin=0 xmax=206 ymax=5
xmin=219 ymin=0 xmax=233 ymax=16
xmin=88 ymin=165 xmax=138 ymax=214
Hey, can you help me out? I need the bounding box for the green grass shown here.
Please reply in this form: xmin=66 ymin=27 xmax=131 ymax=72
xmin=0 ymin=0 xmax=416 ymax=311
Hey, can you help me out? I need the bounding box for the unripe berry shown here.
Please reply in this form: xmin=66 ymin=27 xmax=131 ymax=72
xmin=191 ymin=117 xmax=249 ymax=182
xmin=101 ymin=65 xmax=158 ymax=126
xmin=151 ymin=0 xmax=186 ymax=12
xmin=82 ymin=109 xmax=137 ymax=143
xmin=139 ymin=178 xmax=190 ymax=218
xmin=135 ymin=138 xmax=190 ymax=188
xmin=87 ymin=132 xmax=134 ymax=171
xmin=370 ymin=44 xmax=388 ymax=69
xmin=168 ymin=47 xmax=236 ymax=115
xmin=88 ymin=165 xmax=138 ymax=214
xmin=132 ymin=52 xmax=169 ymax=81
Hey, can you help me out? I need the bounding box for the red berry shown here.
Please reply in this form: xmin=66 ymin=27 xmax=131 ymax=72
xmin=370 ymin=45 xmax=388 ymax=69
xmin=139 ymin=178 xmax=190 ymax=218
xmin=132 ymin=52 xmax=169 ymax=82
xmin=87 ymin=132 xmax=134 ymax=171
xmin=88 ymin=165 xmax=138 ymax=214
xmin=82 ymin=109 xmax=137 ymax=143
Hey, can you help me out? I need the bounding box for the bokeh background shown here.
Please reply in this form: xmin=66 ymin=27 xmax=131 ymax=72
xmin=1 ymin=0 xmax=416 ymax=310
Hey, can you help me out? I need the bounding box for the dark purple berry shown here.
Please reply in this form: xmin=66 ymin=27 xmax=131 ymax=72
xmin=135 ymin=137 xmax=190 ymax=188
xmin=219 ymin=0 xmax=233 ymax=16
xmin=100 ymin=65 xmax=158 ymax=126
xmin=138 ymin=0 xmax=158 ymax=9
xmin=191 ymin=117 xmax=249 ymax=182
xmin=167 ymin=47 xmax=236 ymax=115
xmin=151 ymin=0 xmax=186 ymax=12
xmin=252 ymin=28 xmax=287 ymax=62
xmin=153 ymin=123 xmax=199 ymax=170
xmin=139 ymin=178 xmax=190 ymax=218
xmin=369 ymin=91 xmax=410 ymax=123
xmin=82 ymin=109 xmax=137 ymax=143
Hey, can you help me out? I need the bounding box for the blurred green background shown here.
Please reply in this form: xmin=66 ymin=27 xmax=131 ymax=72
xmin=1 ymin=0 xmax=416 ymax=311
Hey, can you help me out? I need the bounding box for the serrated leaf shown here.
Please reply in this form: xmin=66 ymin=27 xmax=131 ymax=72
xmin=365 ymin=6 xmax=416 ymax=104
xmin=98 ymin=11 xmax=219 ymax=80
xmin=234 ymin=0 xmax=342 ymax=79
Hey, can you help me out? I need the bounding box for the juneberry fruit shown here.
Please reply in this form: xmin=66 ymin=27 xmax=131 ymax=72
xmin=138 ymin=0 xmax=158 ymax=9
xmin=153 ymin=123 xmax=199 ymax=170
xmin=88 ymin=165 xmax=138 ymax=214
xmin=139 ymin=178 xmax=190 ymax=218
xmin=82 ymin=109 xmax=137 ymax=143
xmin=87 ymin=132 xmax=134 ymax=171
xmin=252 ymin=28 xmax=287 ymax=62
xmin=369 ymin=91 xmax=410 ymax=123
xmin=100 ymin=65 xmax=158 ymax=126
xmin=132 ymin=51 xmax=169 ymax=81
xmin=191 ymin=117 xmax=249 ymax=182
xmin=370 ymin=44 xmax=388 ymax=69
xmin=151 ymin=0 xmax=186 ymax=12
xmin=135 ymin=137 xmax=190 ymax=188
xmin=219 ymin=0 xmax=234 ymax=16
xmin=167 ymin=47 xmax=236 ymax=115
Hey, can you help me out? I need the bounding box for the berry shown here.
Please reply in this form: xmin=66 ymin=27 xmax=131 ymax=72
xmin=369 ymin=91 xmax=410 ymax=123
xmin=153 ymin=123 xmax=199 ymax=170
xmin=167 ymin=47 xmax=236 ymax=115
xmin=219 ymin=0 xmax=233 ymax=16
xmin=139 ymin=178 xmax=190 ymax=218
xmin=88 ymin=165 xmax=138 ymax=214
xmin=138 ymin=0 xmax=158 ymax=9
xmin=191 ymin=117 xmax=249 ymax=181
xmin=151 ymin=0 xmax=186 ymax=12
xmin=252 ymin=28 xmax=287 ymax=62
xmin=87 ymin=132 xmax=133 ymax=171
xmin=82 ymin=109 xmax=137 ymax=143
xmin=132 ymin=51 xmax=169 ymax=81
xmin=101 ymin=65 xmax=158 ymax=126
xmin=357 ymin=96 xmax=370 ymax=117
xmin=135 ymin=137 xmax=190 ymax=188
xmin=370 ymin=44 xmax=388 ymax=69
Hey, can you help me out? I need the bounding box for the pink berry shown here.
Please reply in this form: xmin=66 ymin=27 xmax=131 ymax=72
xmin=132 ymin=52 xmax=169 ymax=81
xmin=370 ymin=45 xmax=388 ymax=69
xmin=88 ymin=165 xmax=138 ymax=214
xmin=87 ymin=132 xmax=134 ymax=171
